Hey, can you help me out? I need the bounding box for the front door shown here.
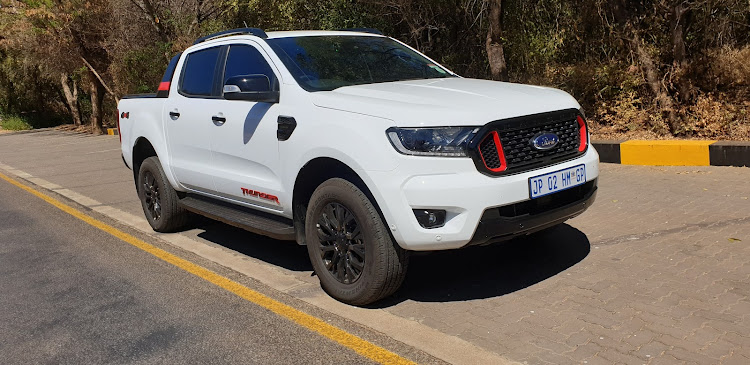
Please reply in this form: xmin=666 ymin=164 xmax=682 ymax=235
xmin=209 ymin=43 xmax=285 ymax=212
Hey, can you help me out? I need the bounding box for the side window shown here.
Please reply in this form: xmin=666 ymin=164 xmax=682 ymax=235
xmin=224 ymin=45 xmax=277 ymax=89
xmin=180 ymin=46 xmax=222 ymax=96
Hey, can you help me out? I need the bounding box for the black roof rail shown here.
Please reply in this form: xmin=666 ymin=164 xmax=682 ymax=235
xmin=337 ymin=28 xmax=384 ymax=35
xmin=194 ymin=28 xmax=268 ymax=45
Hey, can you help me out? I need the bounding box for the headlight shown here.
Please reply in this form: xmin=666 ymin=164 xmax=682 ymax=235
xmin=386 ymin=127 xmax=480 ymax=157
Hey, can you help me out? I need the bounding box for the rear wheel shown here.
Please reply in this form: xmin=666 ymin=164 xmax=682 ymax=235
xmin=137 ymin=156 xmax=190 ymax=232
xmin=305 ymin=178 xmax=409 ymax=306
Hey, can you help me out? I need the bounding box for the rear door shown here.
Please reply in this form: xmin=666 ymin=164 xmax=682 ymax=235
xmin=164 ymin=45 xmax=225 ymax=192
xmin=208 ymin=42 xmax=285 ymax=211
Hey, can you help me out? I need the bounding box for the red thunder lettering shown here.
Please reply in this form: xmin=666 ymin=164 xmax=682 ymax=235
xmin=241 ymin=188 xmax=280 ymax=205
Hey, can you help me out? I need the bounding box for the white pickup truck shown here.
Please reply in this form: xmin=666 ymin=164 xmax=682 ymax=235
xmin=118 ymin=28 xmax=599 ymax=305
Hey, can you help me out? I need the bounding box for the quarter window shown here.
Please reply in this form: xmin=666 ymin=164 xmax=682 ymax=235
xmin=180 ymin=46 xmax=222 ymax=96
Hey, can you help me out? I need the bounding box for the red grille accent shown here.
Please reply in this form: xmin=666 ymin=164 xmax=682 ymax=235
xmin=577 ymin=115 xmax=587 ymax=152
xmin=478 ymin=131 xmax=507 ymax=172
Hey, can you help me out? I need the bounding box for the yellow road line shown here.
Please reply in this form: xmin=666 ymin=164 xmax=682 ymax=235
xmin=0 ymin=171 xmax=416 ymax=365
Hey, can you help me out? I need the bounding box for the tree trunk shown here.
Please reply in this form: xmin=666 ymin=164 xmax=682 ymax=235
xmin=89 ymin=73 xmax=105 ymax=135
xmin=631 ymin=35 xmax=678 ymax=131
xmin=671 ymin=3 xmax=687 ymax=64
xmin=72 ymin=79 xmax=79 ymax=110
xmin=81 ymin=57 xmax=118 ymax=103
xmin=486 ymin=0 xmax=508 ymax=81
xmin=60 ymin=74 xmax=82 ymax=126
xmin=670 ymin=2 xmax=694 ymax=102
xmin=127 ymin=0 xmax=169 ymax=42
xmin=609 ymin=0 xmax=680 ymax=134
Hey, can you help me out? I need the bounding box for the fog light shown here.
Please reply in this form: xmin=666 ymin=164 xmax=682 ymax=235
xmin=413 ymin=209 xmax=446 ymax=229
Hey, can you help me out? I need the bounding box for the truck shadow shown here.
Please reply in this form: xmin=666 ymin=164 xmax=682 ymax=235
xmin=378 ymin=224 xmax=590 ymax=306
xmin=195 ymin=221 xmax=589 ymax=305
xmin=195 ymin=219 xmax=312 ymax=272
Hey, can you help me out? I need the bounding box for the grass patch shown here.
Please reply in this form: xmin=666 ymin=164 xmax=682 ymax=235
xmin=0 ymin=115 xmax=33 ymax=131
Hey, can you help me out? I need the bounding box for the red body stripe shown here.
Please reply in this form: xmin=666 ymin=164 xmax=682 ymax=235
xmin=116 ymin=109 xmax=121 ymax=143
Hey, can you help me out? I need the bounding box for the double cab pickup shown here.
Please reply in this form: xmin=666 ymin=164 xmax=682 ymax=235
xmin=118 ymin=28 xmax=599 ymax=305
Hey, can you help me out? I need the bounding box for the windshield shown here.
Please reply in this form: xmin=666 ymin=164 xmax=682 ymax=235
xmin=266 ymin=36 xmax=455 ymax=91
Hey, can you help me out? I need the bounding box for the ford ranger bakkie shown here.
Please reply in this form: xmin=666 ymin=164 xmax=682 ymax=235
xmin=118 ymin=28 xmax=599 ymax=305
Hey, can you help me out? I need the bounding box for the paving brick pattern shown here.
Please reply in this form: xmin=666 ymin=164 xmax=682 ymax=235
xmin=385 ymin=164 xmax=750 ymax=364
xmin=1 ymin=131 xmax=749 ymax=364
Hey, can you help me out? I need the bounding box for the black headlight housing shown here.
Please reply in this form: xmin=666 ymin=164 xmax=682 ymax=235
xmin=386 ymin=127 xmax=480 ymax=157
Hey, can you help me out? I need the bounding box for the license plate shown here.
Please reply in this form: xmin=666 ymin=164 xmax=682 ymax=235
xmin=529 ymin=164 xmax=586 ymax=199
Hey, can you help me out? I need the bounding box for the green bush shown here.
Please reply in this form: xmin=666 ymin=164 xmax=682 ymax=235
xmin=1 ymin=115 xmax=33 ymax=131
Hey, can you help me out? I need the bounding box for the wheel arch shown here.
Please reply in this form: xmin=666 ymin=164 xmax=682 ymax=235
xmin=132 ymin=137 xmax=157 ymax=187
xmin=292 ymin=157 xmax=388 ymax=246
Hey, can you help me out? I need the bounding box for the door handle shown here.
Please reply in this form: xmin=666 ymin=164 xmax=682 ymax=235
xmin=212 ymin=115 xmax=226 ymax=126
xmin=169 ymin=111 xmax=180 ymax=119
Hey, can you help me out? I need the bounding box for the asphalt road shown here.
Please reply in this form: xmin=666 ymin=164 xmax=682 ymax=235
xmin=0 ymin=176 xmax=383 ymax=364
xmin=1 ymin=130 xmax=749 ymax=364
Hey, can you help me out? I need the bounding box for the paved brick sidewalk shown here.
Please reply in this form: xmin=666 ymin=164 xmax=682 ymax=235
xmin=1 ymin=130 xmax=748 ymax=364
xmin=384 ymin=164 xmax=750 ymax=364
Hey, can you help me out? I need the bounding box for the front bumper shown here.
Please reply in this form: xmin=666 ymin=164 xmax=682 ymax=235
xmin=366 ymin=147 xmax=600 ymax=251
xmin=468 ymin=179 xmax=597 ymax=246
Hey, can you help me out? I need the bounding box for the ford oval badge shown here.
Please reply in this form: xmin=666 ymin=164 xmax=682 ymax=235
xmin=531 ymin=133 xmax=560 ymax=150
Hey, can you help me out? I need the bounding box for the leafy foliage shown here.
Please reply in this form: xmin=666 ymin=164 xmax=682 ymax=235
xmin=1 ymin=115 xmax=33 ymax=131
xmin=0 ymin=0 xmax=748 ymax=138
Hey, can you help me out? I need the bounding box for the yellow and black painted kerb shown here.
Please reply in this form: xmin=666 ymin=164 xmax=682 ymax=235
xmin=592 ymin=140 xmax=750 ymax=167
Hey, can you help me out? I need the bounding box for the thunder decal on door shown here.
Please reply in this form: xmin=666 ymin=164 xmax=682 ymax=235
xmin=241 ymin=187 xmax=280 ymax=205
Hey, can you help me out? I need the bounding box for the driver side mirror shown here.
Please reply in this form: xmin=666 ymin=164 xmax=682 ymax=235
xmin=223 ymin=75 xmax=280 ymax=103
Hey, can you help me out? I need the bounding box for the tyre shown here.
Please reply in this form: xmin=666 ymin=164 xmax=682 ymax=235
xmin=305 ymin=178 xmax=409 ymax=306
xmin=137 ymin=156 xmax=190 ymax=232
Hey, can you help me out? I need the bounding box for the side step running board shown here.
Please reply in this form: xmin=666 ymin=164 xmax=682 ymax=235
xmin=180 ymin=194 xmax=296 ymax=241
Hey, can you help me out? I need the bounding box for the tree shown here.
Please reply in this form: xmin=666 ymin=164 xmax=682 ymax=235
xmin=1 ymin=0 xmax=748 ymax=138
xmin=607 ymin=0 xmax=680 ymax=133
xmin=486 ymin=0 xmax=508 ymax=81
xmin=1 ymin=0 xmax=115 ymax=133
xmin=60 ymin=74 xmax=83 ymax=126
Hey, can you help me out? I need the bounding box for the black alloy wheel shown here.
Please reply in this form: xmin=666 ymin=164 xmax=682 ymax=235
xmin=305 ymin=178 xmax=409 ymax=306
xmin=142 ymin=170 xmax=162 ymax=221
xmin=316 ymin=202 xmax=366 ymax=284
xmin=137 ymin=156 xmax=190 ymax=233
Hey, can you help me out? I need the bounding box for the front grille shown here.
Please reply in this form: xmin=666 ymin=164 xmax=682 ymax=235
xmin=471 ymin=109 xmax=585 ymax=175
xmin=500 ymin=118 xmax=580 ymax=167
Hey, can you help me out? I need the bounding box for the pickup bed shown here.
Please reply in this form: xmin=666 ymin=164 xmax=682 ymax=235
xmin=118 ymin=28 xmax=599 ymax=305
